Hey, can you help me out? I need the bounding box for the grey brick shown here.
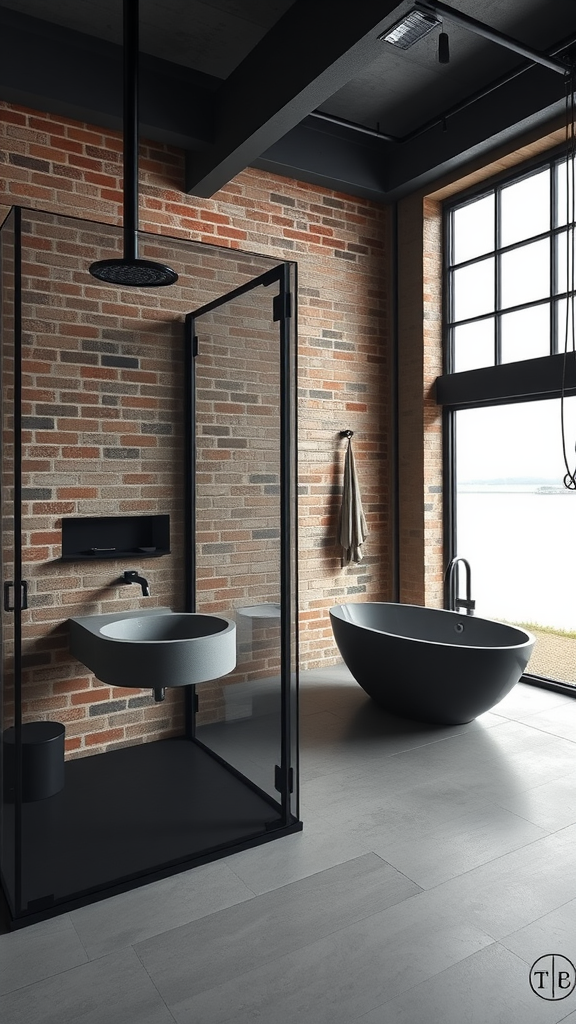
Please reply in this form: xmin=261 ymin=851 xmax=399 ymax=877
xmin=270 ymin=192 xmax=295 ymax=206
xmin=82 ymin=340 xmax=120 ymax=354
xmin=142 ymin=423 xmax=173 ymax=435
xmin=104 ymin=447 xmax=139 ymax=459
xmin=102 ymin=355 xmax=139 ymax=369
xmin=89 ymin=700 xmax=127 ymax=716
xmin=127 ymin=695 xmax=154 ymax=708
xmin=21 ymin=417 xmax=54 ymax=430
xmin=21 ymin=487 xmax=52 ymax=500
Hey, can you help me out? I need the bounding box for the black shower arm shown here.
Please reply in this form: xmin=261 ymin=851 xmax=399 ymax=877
xmin=123 ymin=0 xmax=139 ymax=262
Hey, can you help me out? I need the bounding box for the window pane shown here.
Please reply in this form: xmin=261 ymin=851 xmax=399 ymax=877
xmin=452 ymin=194 xmax=494 ymax=264
xmin=555 ymin=156 xmax=575 ymax=228
xmin=500 ymin=303 xmax=549 ymax=363
xmin=452 ymin=257 xmax=494 ymax=321
xmin=500 ymin=168 xmax=550 ymax=246
xmin=455 ymin=399 xmax=576 ymax=684
xmin=555 ymin=297 xmax=576 ymax=354
xmin=554 ymin=228 xmax=575 ymax=295
xmin=500 ymin=238 xmax=549 ymax=308
xmin=453 ymin=319 xmax=494 ymax=372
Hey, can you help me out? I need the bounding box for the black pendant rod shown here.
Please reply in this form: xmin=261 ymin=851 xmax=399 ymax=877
xmin=88 ymin=0 xmax=177 ymax=285
xmin=416 ymin=0 xmax=571 ymax=76
xmin=123 ymin=0 xmax=139 ymax=262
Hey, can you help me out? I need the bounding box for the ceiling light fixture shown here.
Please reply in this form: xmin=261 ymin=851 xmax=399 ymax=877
xmin=89 ymin=0 xmax=178 ymax=287
xmin=379 ymin=9 xmax=440 ymax=50
xmin=438 ymin=29 xmax=450 ymax=64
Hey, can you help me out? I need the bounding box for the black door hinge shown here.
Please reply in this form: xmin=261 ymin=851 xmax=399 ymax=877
xmin=274 ymin=764 xmax=294 ymax=794
xmin=273 ymin=290 xmax=292 ymax=323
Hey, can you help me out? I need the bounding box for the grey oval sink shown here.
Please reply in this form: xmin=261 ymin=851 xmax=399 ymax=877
xmin=69 ymin=609 xmax=236 ymax=694
xmin=100 ymin=613 xmax=229 ymax=642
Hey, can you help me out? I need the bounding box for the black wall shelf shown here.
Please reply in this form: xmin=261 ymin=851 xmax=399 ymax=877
xmin=61 ymin=514 xmax=170 ymax=561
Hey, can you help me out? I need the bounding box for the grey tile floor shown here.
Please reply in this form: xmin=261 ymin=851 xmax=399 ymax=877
xmin=3 ymin=664 xmax=576 ymax=1022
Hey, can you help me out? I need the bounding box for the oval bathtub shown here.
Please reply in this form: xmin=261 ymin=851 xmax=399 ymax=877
xmin=329 ymin=602 xmax=535 ymax=726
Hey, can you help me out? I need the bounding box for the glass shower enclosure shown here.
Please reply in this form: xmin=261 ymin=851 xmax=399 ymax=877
xmin=0 ymin=206 xmax=300 ymax=927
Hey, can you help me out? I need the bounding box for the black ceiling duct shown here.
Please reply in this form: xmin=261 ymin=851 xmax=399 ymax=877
xmin=89 ymin=0 xmax=178 ymax=287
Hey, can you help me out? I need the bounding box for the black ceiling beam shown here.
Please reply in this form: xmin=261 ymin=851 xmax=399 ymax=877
xmin=184 ymin=0 xmax=402 ymax=198
xmin=384 ymin=58 xmax=568 ymax=199
xmin=254 ymin=119 xmax=390 ymax=203
xmin=255 ymin=53 xmax=570 ymax=204
xmin=0 ymin=7 xmax=217 ymax=150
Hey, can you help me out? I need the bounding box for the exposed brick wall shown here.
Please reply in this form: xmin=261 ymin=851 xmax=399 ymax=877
xmin=0 ymin=99 xmax=392 ymax=751
xmin=397 ymin=195 xmax=443 ymax=608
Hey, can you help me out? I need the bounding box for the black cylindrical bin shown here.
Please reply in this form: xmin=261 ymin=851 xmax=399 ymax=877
xmin=3 ymin=721 xmax=65 ymax=801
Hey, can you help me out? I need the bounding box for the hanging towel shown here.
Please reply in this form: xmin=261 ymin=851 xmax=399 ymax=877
xmin=338 ymin=438 xmax=368 ymax=566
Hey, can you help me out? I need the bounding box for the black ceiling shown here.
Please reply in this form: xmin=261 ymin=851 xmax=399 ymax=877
xmin=1 ymin=0 xmax=575 ymax=203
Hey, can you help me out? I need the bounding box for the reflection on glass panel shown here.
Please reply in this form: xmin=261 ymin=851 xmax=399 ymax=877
xmin=452 ymin=194 xmax=494 ymax=264
xmin=500 ymin=169 xmax=550 ymax=246
xmin=555 ymin=296 xmax=576 ymax=353
xmin=555 ymin=228 xmax=575 ymax=295
xmin=555 ymin=156 xmax=575 ymax=228
xmin=453 ymin=318 xmax=494 ymax=372
xmin=500 ymin=303 xmax=549 ymax=363
xmin=453 ymin=257 xmax=494 ymax=321
xmin=500 ymin=238 xmax=549 ymax=308
xmin=455 ymin=399 xmax=576 ymax=685
xmin=194 ymin=288 xmax=283 ymax=803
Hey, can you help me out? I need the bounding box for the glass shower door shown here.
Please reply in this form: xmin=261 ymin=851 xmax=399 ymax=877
xmin=188 ymin=264 xmax=298 ymax=824
xmin=1 ymin=208 xmax=20 ymax=914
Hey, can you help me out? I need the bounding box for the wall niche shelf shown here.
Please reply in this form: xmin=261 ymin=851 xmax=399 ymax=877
xmin=61 ymin=514 xmax=170 ymax=561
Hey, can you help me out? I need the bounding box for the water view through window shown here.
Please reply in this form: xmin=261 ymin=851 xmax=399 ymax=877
xmin=455 ymin=398 xmax=576 ymax=685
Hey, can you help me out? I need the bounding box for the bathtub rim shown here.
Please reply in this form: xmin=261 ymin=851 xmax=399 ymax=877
xmin=329 ymin=601 xmax=535 ymax=654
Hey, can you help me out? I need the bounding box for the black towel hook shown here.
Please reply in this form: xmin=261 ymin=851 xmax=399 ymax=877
xmin=340 ymin=430 xmax=354 ymax=439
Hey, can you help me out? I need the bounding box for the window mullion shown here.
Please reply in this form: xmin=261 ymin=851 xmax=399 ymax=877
xmin=551 ymin=159 xmax=557 ymax=355
xmin=495 ymin=186 xmax=501 ymax=365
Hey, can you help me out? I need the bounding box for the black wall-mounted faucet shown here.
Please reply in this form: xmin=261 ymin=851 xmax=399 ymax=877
xmin=122 ymin=570 xmax=151 ymax=597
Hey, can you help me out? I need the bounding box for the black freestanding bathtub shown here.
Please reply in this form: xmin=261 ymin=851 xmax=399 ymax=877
xmin=329 ymin=602 xmax=535 ymax=725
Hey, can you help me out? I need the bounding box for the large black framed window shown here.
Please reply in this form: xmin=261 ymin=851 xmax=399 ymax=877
xmin=445 ymin=151 xmax=576 ymax=375
xmin=438 ymin=147 xmax=576 ymax=693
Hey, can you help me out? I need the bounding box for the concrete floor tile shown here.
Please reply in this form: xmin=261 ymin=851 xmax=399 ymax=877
xmin=371 ymin=802 xmax=548 ymax=888
xmin=135 ymin=852 xmax=421 ymax=1007
xmin=146 ymin=887 xmax=492 ymax=1024
xmin=70 ymin=859 xmax=256 ymax=959
xmin=0 ymin=914 xmax=88 ymax=995
xmin=0 ymin=947 xmax=174 ymax=1024
xmin=356 ymin=942 xmax=570 ymax=1024
xmin=500 ymin=897 xmax=576 ymax=965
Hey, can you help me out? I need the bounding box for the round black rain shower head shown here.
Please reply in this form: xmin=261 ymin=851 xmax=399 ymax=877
xmin=89 ymin=257 xmax=178 ymax=287
xmin=88 ymin=0 xmax=178 ymax=287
